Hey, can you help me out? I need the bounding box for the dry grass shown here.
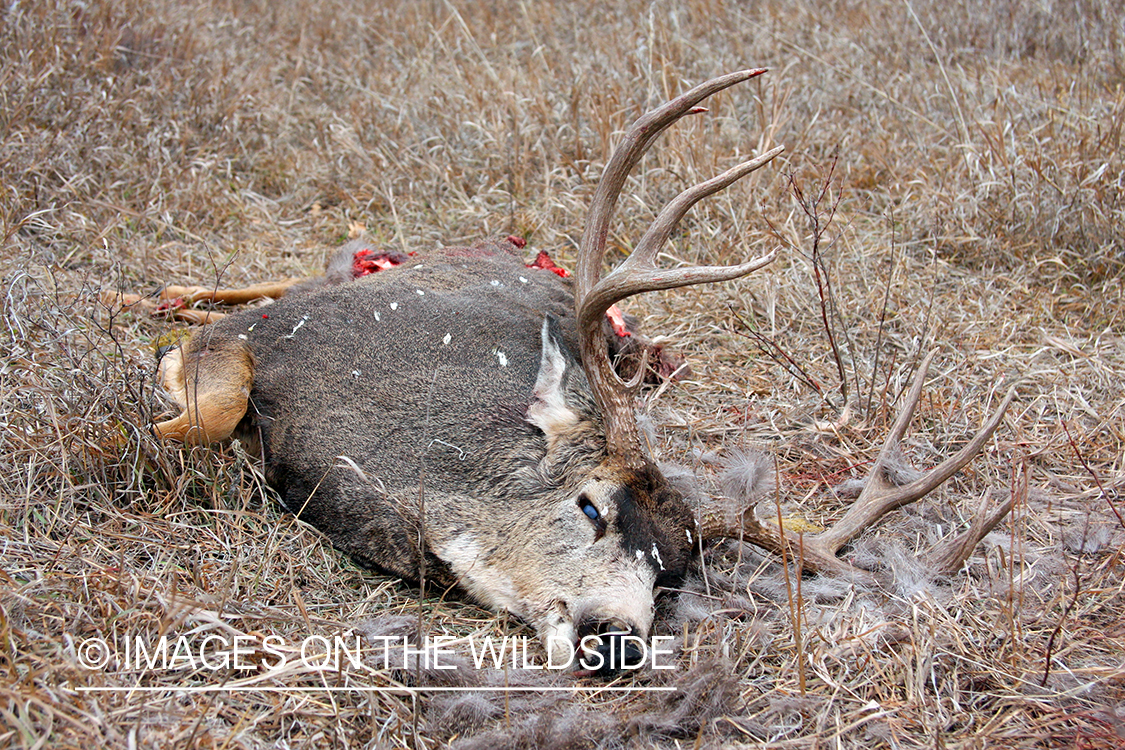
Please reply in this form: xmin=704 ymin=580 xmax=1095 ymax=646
xmin=2 ymin=0 xmax=1123 ymax=747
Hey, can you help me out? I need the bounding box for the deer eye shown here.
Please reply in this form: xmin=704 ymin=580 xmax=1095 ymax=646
xmin=577 ymin=495 xmax=606 ymax=538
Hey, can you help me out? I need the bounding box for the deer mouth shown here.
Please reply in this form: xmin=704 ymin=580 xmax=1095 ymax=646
xmin=572 ymin=618 xmax=646 ymax=677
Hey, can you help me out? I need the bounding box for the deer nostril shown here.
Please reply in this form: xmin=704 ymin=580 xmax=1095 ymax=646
xmin=575 ymin=620 xmax=646 ymax=676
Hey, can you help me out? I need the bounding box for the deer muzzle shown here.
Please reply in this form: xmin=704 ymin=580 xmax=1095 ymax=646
xmin=573 ymin=618 xmax=648 ymax=677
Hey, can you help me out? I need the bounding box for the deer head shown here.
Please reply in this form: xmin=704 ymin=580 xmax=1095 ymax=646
xmin=507 ymin=69 xmax=783 ymax=667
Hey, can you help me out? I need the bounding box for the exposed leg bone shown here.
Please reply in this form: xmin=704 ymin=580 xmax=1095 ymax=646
xmin=101 ymin=278 xmax=302 ymax=325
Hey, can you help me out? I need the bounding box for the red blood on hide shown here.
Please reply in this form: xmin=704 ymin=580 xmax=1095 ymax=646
xmin=527 ymin=250 xmax=570 ymax=278
xmin=606 ymin=305 xmax=631 ymax=337
xmin=154 ymin=298 xmax=186 ymax=315
xmin=352 ymin=248 xmax=406 ymax=278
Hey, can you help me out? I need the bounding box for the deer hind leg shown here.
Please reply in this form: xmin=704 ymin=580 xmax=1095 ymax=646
xmin=161 ymin=279 xmax=304 ymax=306
xmin=154 ymin=331 xmax=255 ymax=445
xmin=102 ymin=278 xmax=303 ymax=325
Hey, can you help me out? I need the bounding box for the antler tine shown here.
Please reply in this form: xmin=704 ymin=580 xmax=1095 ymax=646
xmin=815 ymin=355 xmax=1017 ymax=553
xmin=575 ymin=67 xmax=769 ymax=300
xmin=578 ymin=147 xmax=784 ymax=328
xmin=880 ymin=349 xmax=939 ymax=462
xmin=630 ymin=146 xmax=784 ymax=274
xmin=927 ymin=492 xmax=1015 ymax=576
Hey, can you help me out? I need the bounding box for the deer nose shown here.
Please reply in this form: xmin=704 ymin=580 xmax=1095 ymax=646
xmin=575 ymin=619 xmax=647 ymax=676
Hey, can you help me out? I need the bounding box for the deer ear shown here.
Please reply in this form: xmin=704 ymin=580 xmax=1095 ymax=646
xmin=527 ymin=315 xmax=581 ymax=438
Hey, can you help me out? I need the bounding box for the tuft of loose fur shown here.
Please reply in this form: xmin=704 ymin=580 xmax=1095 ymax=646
xmin=626 ymin=656 xmax=745 ymax=741
xmin=658 ymin=460 xmax=706 ymax=508
xmin=719 ymin=446 xmax=776 ymax=503
xmin=834 ymin=442 xmax=923 ymax=498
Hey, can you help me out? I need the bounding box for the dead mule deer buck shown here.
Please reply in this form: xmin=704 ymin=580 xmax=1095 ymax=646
xmin=117 ymin=69 xmax=1014 ymax=674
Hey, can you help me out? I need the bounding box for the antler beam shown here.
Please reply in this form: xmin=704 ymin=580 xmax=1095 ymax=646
xmin=698 ymin=351 xmax=1017 ymax=582
xmin=573 ymin=69 xmax=784 ymax=462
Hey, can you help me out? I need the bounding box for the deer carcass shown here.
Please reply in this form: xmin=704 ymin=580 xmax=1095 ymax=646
xmin=121 ymin=70 xmax=1014 ymax=673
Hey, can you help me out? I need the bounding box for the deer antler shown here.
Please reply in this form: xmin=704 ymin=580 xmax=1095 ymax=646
xmin=574 ymin=69 xmax=785 ymax=464
xmin=697 ymin=350 xmax=1018 ymax=583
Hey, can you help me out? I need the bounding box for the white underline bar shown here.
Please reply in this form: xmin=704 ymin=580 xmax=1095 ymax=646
xmin=77 ymin=685 xmax=677 ymax=693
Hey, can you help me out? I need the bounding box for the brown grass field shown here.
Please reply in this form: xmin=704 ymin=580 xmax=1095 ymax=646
xmin=2 ymin=0 xmax=1123 ymax=747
